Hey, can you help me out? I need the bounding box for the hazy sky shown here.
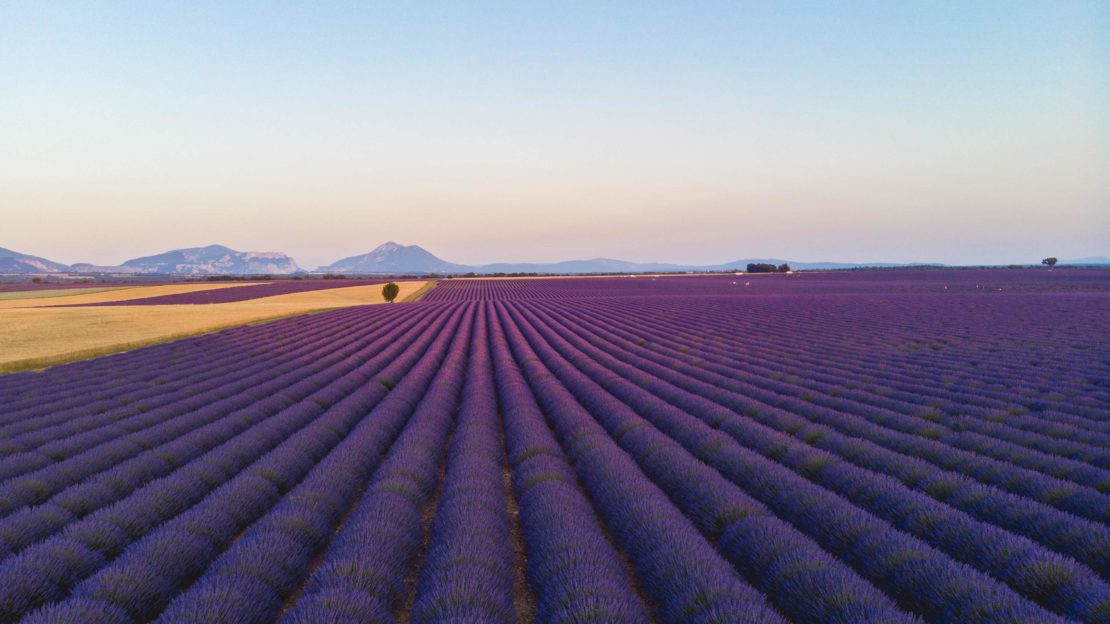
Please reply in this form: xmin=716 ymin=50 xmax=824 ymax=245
xmin=2 ymin=1 xmax=1108 ymax=269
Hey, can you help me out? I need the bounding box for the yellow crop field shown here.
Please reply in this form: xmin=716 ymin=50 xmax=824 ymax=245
xmin=0 ymin=280 xmax=427 ymax=373
xmin=0 ymin=287 xmax=131 ymax=301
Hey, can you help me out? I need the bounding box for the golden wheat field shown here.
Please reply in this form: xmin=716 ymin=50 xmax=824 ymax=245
xmin=0 ymin=281 xmax=427 ymax=373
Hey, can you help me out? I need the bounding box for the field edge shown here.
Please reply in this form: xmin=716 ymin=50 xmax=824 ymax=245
xmin=403 ymin=280 xmax=439 ymax=302
xmin=0 ymin=307 xmax=336 ymax=375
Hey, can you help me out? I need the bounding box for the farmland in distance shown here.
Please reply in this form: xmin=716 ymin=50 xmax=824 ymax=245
xmin=0 ymin=269 xmax=1107 ymax=624
xmin=0 ymin=280 xmax=425 ymax=374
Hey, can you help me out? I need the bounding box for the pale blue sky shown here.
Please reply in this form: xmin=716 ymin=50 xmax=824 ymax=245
xmin=2 ymin=1 xmax=1107 ymax=268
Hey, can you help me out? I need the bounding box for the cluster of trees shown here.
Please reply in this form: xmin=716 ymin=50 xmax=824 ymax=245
xmin=746 ymin=263 xmax=791 ymax=273
xmin=444 ymin=272 xmax=543 ymax=278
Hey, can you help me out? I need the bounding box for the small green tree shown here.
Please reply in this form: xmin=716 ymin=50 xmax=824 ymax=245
xmin=1041 ymin=257 xmax=1057 ymax=268
xmin=382 ymin=282 xmax=400 ymax=303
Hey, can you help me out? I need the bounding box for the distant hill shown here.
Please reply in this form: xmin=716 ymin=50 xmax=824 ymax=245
xmin=699 ymin=258 xmax=938 ymax=271
xmin=474 ymin=258 xmax=936 ymax=274
xmin=2 ymin=244 xmax=303 ymax=275
xmin=319 ymin=242 xmax=467 ymax=274
xmin=316 ymin=243 xmax=941 ymax=275
xmin=0 ymin=247 xmax=70 ymax=273
xmin=68 ymin=263 xmax=146 ymax=274
xmin=114 ymin=245 xmax=301 ymax=275
xmin=1063 ymin=256 xmax=1110 ymax=266
xmin=316 ymin=243 xmax=694 ymax=274
xmin=472 ymin=258 xmax=691 ymax=274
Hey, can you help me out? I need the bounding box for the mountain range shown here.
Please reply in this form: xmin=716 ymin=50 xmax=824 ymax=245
xmin=0 ymin=247 xmax=71 ymax=274
xmin=317 ymin=242 xmax=946 ymax=274
xmin=1064 ymin=256 xmax=1110 ymax=265
xmin=110 ymin=245 xmax=301 ymax=275
xmin=1 ymin=245 xmax=300 ymax=276
xmin=2 ymin=242 xmax=1106 ymax=276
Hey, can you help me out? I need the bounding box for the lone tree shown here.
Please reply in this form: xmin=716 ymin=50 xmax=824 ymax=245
xmin=382 ymin=282 xmax=400 ymax=303
xmin=1041 ymin=257 xmax=1058 ymax=268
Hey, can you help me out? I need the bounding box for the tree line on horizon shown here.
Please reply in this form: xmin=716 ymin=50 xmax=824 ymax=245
xmin=746 ymin=263 xmax=792 ymax=273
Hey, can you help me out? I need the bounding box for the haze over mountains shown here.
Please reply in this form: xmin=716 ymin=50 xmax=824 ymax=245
xmin=2 ymin=242 xmax=1106 ymax=276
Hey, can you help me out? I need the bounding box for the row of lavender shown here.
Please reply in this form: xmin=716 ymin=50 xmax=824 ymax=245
xmin=0 ymin=300 xmax=464 ymax=621
xmin=502 ymin=300 xmax=1107 ymax=618
xmin=0 ymin=283 xmax=172 ymax=293
xmin=0 ymin=270 xmax=1106 ymax=623
xmin=416 ymin=271 xmax=1109 ymax=623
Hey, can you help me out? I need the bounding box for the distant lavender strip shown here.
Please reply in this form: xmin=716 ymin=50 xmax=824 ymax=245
xmin=64 ymin=279 xmax=389 ymax=306
xmin=0 ymin=282 xmax=170 ymax=293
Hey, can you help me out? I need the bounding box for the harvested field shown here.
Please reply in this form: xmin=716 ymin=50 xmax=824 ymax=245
xmin=0 ymin=281 xmax=427 ymax=373
xmin=0 ymin=288 xmax=131 ymax=301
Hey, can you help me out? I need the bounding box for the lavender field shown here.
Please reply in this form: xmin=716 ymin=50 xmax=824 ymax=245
xmin=69 ymin=279 xmax=392 ymax=306
xmin=0 ymin=269 xmax=1107 ymax=624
